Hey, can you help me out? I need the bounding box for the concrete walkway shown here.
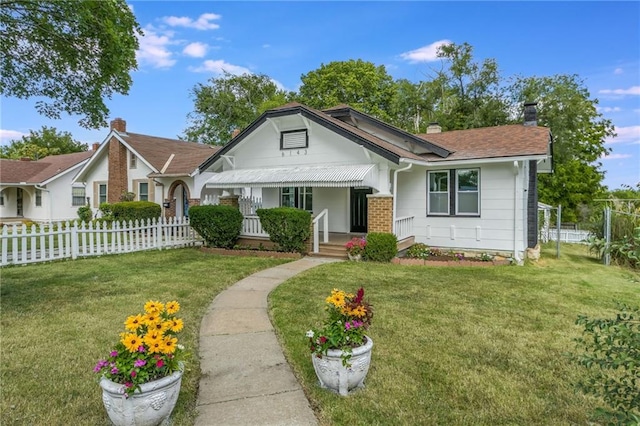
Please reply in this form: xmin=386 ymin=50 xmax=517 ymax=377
xmin=195 ymin=257 xmax=340 ymax=426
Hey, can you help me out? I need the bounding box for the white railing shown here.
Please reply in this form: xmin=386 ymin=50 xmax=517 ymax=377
xmin=241 ymin=215 xmax=269 ymax=237
xmin=394 ymin=215 xmax=414 ymax=240
xmin=540 ymin=229 xmax=592 ymax=244
xmin=0 ymin=217 xmax=200 ymax=266
xmin=312 ymin=209 xmax=329 ymax=253
xmin=239 ymin=196 xmax=262 ymax=216
xmin=201 ymin=194 xmax=220 ymax=206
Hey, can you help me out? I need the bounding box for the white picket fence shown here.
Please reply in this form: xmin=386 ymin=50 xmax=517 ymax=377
xmin=540 ymin=229 xmax=592 ymax=244
xmin=0 ymin=217 xmax=201 ymax=266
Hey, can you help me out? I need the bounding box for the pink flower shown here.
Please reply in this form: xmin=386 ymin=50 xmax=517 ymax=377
xmin=319 ymin=336 xmax=327 ymax=344
xmin=111 ymin=367 xmax=119 ymax=374
xmin=134 ymin=359 xmax=146 ymax=368
xmin=130 ymin=370 xmax=136 ymax=378
xmin=110 ymin=350 xmax=118 ymax=357
xmin=345 ymin=322 xmax=351 ymax=330
xmin=138 ymin=345 xmax=145 ymax=353
xmin=125 ymin=382 xmax=133 ymax=388
xmin=156 ymin=359 xmax=164 ymax=368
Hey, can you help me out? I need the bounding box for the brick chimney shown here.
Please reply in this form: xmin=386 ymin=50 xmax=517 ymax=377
xmin=92 ymin=142 xmax=100 ymax=151
xmin=524 ymin=102 xmax=537 ymax=126
xmin=426 ymin=122 xmax=442 ymax=134
xmin=108 ymin=118 xmax=128 ymax=202
xmin=231 ymin=128 xmax=241 ymax=139
xmin=110 ymin=118 xmax=127 ymax=133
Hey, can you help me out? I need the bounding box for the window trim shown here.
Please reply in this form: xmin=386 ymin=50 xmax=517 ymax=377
xmin=35 ymin=189 xmax=42 ymax=207
xmin=130 ymin=154 xmax=137 ymax=169
xmin=279 ymin=186 xmax=313 ymax=212
xmin=455 ymin=169 xmax=480 ymax=216
xmin=427 ymin=168 xmax=480 ymax=217
xmin=427 ymin=171 xmax=450 ymax=216
xmin=138 ymin=182 xmax=149 ymax=201
xmin=280 ymin=129 xmax=308 ymax=150
xmin=72 ymin=187 xmax=86 ymax=207
xmin=98 ymin=184 xmax=107 ymax=204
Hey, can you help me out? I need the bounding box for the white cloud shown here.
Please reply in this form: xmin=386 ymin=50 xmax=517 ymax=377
xmin=614 ymin=68 xmax=623 ymax=75
xmin=605 ymin=125 xmax=640 ymax=145
xmin=183 ymin=42 xmax=208 ymax=58
xmin=189 ymin=59 xmax=251 ymax=75
xmin=0 ymin=129 xmax=25 ymax=144
xmin=163 ymin=13 xmax=221 ymax=30
xmin=601 ymin=153 xmax=632 ymax=160
xmin=136 ymin=26 xmax=176 ymax=68
xmin=400 ymin=40 xmax=452 ymax=63
xmin=599 ymin=86 xmax=640 ymax=96
xmin=597 ymin=106 xmax=622 ymax=113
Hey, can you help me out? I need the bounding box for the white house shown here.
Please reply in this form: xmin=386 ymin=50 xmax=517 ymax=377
xmin=72 ymin=118 xmax=219 ymax=218
xmin=0 ymin=151 xmax=93 ymax=223
xmin=195 ymin=102 xmax=552 ymax=261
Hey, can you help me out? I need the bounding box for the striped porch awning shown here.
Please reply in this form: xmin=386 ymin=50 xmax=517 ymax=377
xmin=204 ymin=164 xmax=377 ymax=189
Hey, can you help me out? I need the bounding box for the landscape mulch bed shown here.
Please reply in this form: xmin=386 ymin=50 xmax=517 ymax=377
xmin=392 ymin=256 xmax=510 ymax=267
xmin=200 ymin=247 xmax=302 ymax=259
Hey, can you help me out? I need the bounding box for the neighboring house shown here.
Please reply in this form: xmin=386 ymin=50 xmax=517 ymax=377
xmin=0 ymin=151 xmax=93 ymax=223
xmin=73 ymin=118 xmax=219 ymax=218
xmin=195 ymin=102 xmax=552 ymax=261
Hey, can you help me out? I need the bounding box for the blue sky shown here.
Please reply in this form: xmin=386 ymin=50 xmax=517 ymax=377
xmin=1 ymin=1 xmax=638 ymax=190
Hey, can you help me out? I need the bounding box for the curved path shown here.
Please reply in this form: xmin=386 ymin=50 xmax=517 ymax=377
xmin=195 ymin=257 xmax=340 ymax=426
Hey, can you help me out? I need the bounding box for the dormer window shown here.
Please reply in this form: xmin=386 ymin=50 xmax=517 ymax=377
xmin=280 ymin=129 xmax=308 ymax=150
xmin=130 ymin=155 xmax=137 ymax=169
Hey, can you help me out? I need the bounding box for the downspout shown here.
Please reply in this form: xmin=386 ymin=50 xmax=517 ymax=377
xmin=34 ymin=185 xmax=52 ymax=224
xmin=392 ymin=162 xmax=413 ymax=235
xmin=512 ymin=161 xmax=521 ymax=263
xmin=152 ymin=179 xmax=165 ymax=217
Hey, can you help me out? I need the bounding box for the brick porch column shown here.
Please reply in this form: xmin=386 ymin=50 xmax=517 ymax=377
xmin=367 ymin=195 xmax=393 ymax=233
xmin=219 ymin=195 xmax=240 ymax=209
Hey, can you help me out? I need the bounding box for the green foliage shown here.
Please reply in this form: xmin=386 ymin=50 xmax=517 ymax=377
xmin=183 ymin=72 xmax=291 ymax=145
xmin=298 ymin=59 xmax=396 ymax=122
xmin=119 ymin=191 xmax=135 ymax=202
xmin=111 ymin=201 xmax=161 ymax=223
xmin=363 ymin=232 xmax=397 ymax=262
xmin=99 ymin=202 xmax=114 ymax=221
xmin=76 ymin=205 xmax=92 ymax=223
xmin=0 ymin=126 xmax=88 ymax=159
xmin=571 ymin=303 xmax=640 ymax=424
xmin=406 ymin=243 xmax=431 ymax=259
xmin=0 ymin=0 xmax=142 ymax=128
xmin=256 ymin=207 xmax=311 ymax=253
xmin=188 ymin=205 xmax=243 ymax=249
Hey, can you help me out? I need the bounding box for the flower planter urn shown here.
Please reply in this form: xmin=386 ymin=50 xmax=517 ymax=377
xmin=311 ymin=336 xmax=373 ymax=396
xmin=99 ymin=367 xmax=183 ymax=426
xmin=347 ymin=253 xmax=362 ymax=261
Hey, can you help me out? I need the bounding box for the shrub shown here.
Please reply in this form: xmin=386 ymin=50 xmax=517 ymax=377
xmin=571 ymin=303 xmax=640 ymax=425
xmin=119 ymin=191 xmax=135 ymax=202
xmin=111 ymin=201 xmax=161 ymax=223
xmin=188 ymin=205 xmax=243 ymax=249
xmin=99 ymin=202 xmax=114 ymax=221
xmin=77 ymin=205 xmax=92 ymax=223
xmin=406 ymin=243 xmax=430 ymax=259
xmin=256 ymin=207 xmax=311 ymax=253
xmin=363 ymin=232 xmax=397 ymax=262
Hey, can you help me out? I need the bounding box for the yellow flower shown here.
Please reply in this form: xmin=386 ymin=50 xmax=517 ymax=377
xmin=147 ymin=338 xmax=165 ymax=354
xmin=144 ymin=300 xmax=164 ymax=314
xmin=169 ymin=318 xmax=184 ymax=333
xmin=349 ymin=305 xmax=367 ymax=318
xmin=143 ymin=312 xmax=159 ymax=326
xmin=124 ymin=314 xmax=144 ymax=331
xmin=326 ymin=289 xmax=346 ymax=308
xmin=122 ymin=333 xmax=142 ymax=353
xmin=143 ymin=331 xmax=163 ymax=346
xmin=148 ymin=320 xmax=170 ymax=333
xmin=163 ymin=336 xmax=178 ymax=354
xmin=165 ymin=301 xmax=180 ymax=314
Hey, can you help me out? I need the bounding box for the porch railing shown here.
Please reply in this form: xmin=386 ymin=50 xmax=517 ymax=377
xmin=312 ymin=209 xmax=329 ymax=253
xmin=241 ymin=215 xmax=268 ymax=237
xmin=394 ymin=215 xmax=414 ymax=240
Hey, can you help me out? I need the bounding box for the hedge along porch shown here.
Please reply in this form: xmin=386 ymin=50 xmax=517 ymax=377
xmin=194 ymin=102 xmax=552 ymax=262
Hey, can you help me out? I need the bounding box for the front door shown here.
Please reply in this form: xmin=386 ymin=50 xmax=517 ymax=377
xmin=16 ymin=188 xmax=23 ymax=217
xmin=350 ymin=188 xmax=372 ymax=232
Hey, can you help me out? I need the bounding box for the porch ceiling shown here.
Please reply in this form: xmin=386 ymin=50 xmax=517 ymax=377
xmin=204 ymin=164 xmax=377 ymax=188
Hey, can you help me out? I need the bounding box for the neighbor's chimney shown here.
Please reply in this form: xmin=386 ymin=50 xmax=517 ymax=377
xmin=524 ymin=102 xmax=537 ymax=126
xmin=426 ymin=122 xmax=442 ymax=134
xmin=231 ymin=128 xmax=241 ymax=139
xmin=92 ymin=142 xmax=100 ymax=151
xmin=110 ymin=117 xmax=126 ymax=133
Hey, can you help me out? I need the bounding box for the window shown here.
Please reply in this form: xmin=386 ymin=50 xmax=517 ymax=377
xmin=0 ymin=190 xmax=4 ymax=206
xmin=130 ymin=155 xmax=137 ymax=169
xmin=456 ymin=169 xmax=479 ymax=215
xmin=35 ymin=189 xmax=42 ymax=207
xmin=139 ymin=182 xmax=148 ymax=201
xmin=280 ymin=187 xmax=312 ymax=211
xmin=428 ymin=171 xmax=449 ymax=215
xmin=280 ymin=130 xmax=308 ymax=150
xmin=99 ymin=184 xmax=107 ymax=204
xmin=72 ymin=187 xmax=86 ymax=206
xmin=427 ymin=168 xmax=480 ymax=216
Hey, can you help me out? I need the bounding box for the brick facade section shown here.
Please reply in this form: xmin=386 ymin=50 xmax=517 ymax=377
xmin=219 ymin=195 xmax=240 ymax=209
xmin=107 ymin=136 xmax=127 ymax=203
xmin=306 ymin=220 xmax=314 ymax=254
xmin=367 ymin=195 xmax=393 ymax=233
xmin=163 ymin=198 xmax=199 ymax=218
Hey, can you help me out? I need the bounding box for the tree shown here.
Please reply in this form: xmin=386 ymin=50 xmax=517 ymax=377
xmin=509 ymin=74 xmax=614 ymax=221
xmin=0 ymin=0 xmax=142 ymax=128
xmin=183 ymin=72 xmax=290 ymax=145
xmin=0 ymin=126 xmax=87 ymax=159
xmin=298 ymin=59 xmax=396 ymax=121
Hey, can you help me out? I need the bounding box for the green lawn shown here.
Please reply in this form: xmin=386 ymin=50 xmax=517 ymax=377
xmin=270 ymin=244 xmax=639 ymax=425
xmin=0 ymin=248 xmax=290 ymax=426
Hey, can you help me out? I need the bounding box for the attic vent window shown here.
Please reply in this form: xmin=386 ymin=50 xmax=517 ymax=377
xmin=281 ymin=129 xmax=308 ymax=150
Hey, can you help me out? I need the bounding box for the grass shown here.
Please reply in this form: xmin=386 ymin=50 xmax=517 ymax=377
xmin=269 ymin=243 xmax=639 ymax=425
xmin=0 ymin=248 xmax=290 ymax=426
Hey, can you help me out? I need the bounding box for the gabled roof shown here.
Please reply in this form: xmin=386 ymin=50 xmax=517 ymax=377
xmin=417 ymin=125 xmax=551 ymax=162
xmin=0 ymin=151 xmax=93 ymax=185
xmin=198 ymin=102 xmax=552 ymax=172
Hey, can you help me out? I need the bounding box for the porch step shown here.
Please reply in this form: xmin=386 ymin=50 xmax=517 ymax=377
xmin=310 ymin=242 xmax=348 ymax=259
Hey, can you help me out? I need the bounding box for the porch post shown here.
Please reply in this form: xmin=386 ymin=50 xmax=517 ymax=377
xmin=366 ymin=194 xmax=393 ymax=233
xmin=219 ymin=195 xmax=240 ymax=210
